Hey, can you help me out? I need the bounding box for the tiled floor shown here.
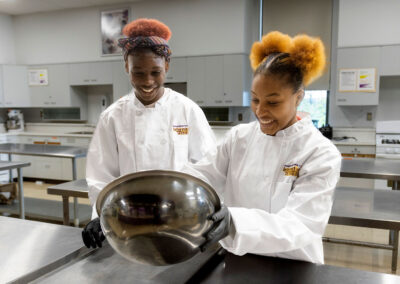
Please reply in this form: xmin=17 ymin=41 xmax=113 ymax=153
xmin=4 ymin=181 xmax=400 ymax=276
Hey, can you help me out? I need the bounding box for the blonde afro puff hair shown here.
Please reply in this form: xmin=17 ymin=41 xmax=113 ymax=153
xmin=250 ymin=31 xmax=326 ymax=86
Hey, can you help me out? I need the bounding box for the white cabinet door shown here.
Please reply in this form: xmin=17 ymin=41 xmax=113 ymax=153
xmin=69 ymin=62 xmax=113 ymax=85
xmin=166 ymin=57 xmax=186 ymax=83
xmin=205 ymin=56 xmax=224 ymax=106
xmin=187 ymin=57 xmax=206 ymax=106
xmin=223 ymin=54 xmax=247 ymax=106
xmin=2 ymin=65 xmax=30 ymax=107
xmin=380 ymin=45 xmax=400 ymax=76
xmin=29 ymin=64 xmax=70 ymax=107
xmin=335 ymin=47 xmax=380 ymax=106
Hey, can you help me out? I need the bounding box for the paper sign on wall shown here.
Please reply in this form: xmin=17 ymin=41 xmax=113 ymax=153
xmin=339 ymin=68 xmax=376 ymax=92
xmin=28 ymin=69 xmax=48 ymax=86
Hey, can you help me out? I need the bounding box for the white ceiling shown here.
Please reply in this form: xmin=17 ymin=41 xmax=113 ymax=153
xmin=0 ymin=0 xmax=145 ymax=15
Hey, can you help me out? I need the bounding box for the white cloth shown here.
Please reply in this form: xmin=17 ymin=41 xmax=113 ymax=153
xmin=182 ymin=114 xmax=341 ymax=264
xmin=87 ymin=88 xmax=216 ymax=219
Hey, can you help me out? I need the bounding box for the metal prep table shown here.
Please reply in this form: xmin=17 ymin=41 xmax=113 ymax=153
xmin=0 ymin=143 xmax=87 ymax=226
xmin=0 ymin=216 xmax=222 ymax=284
xmin=327 ymin=186 xmax=400 ymax=272
xmin=0 ymin=161 xmax=30 ymax=219
xmin=341 ymin=158 xmax=400 ymax=189
xmin=47 ymin=179 xmax=89 ymax=225
xmin=338 ymin=158 xmax=400 ymax=272
xmin=188 ymin=250 xmax=400 ymax=284
xmin=0 ymin=216 xmax=84 ymax=284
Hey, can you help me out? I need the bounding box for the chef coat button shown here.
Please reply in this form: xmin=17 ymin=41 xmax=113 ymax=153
xmin=160 ymin=139 xmax=167 ymax=145
xmin=136 ymin=111 xmax=142 ymax=116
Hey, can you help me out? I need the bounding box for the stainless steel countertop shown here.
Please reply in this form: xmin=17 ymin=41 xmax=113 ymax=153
xmin=341 ymin=158 xmax=400 ymax=180
xmin=47 ymin=179 xmax=88 ymax=198
xmin=330 ymin=187 xmax=400 ymax=229
xmin=0 ymin=161 xmax=31 ymax=170
xmin=31 ymin=242 xmax=220 ymax=284
xmin=0 ymin=216 xmax=84 ymax=283
xmin=0 ymin=143 xmax=87 ymax=158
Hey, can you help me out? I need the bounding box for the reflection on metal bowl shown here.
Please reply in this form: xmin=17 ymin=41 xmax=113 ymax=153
xmin=96 ymin=170 xmax=221 ymax=266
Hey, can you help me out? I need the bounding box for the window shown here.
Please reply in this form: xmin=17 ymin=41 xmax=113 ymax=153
xmin=298 ymin=90 xmax=328 ymax=128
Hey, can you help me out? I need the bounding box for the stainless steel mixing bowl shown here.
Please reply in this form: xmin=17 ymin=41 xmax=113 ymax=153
xmin=96 ymin=170 xmax=221 ymax=266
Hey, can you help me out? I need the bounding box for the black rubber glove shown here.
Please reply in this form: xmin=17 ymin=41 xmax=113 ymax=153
xmin=82 ymin=217 xmax=105 ymax=249
xmin=201 ymin=205 xmax=231 ymax=252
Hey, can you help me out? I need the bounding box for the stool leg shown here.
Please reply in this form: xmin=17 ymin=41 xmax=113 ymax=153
xmin=73 ymin=197 xmax=79 ymax=227
xmin=392 ymin=230 xmax=399 ymax=273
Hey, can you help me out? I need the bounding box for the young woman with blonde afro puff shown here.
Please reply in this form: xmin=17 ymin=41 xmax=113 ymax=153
xmin=83 ymin=18 xmax=217 ymax=249
xmin=183 ymin=31 xmax=341 ymax=263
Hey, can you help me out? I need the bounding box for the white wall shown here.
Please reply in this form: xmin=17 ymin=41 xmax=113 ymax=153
xmin=0 ymin=13 xmax=16 ymax=64
xmin=338 ymin=0 xmax=400 ymax=47
xmin=14 ymin=0 xmax=254 ymax=65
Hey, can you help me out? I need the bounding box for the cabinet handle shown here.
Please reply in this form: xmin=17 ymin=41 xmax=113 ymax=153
xmin=225 ymin=100 xmax=233 ymax=103
xmin=91 ymin=79 xmax=97 ymax=82
xmin=83 ymin=79 xmax=90 ymax=82
xmin=215 ymin=100 xmax=222 ymax=103
xmin=167 ymin=76 xmax=173 ymax=79
xmin=338 ymin=98 xmax=347 ymax=102
xmin=44 ymin=102 xmax=50 ymax=105
xmin=5 ymin=102 xmax=11 ymax=105
xmin=196 ymin=100 xmax=204 ymax=104
xmin=51 ymin=102 xmax=56 ymax=105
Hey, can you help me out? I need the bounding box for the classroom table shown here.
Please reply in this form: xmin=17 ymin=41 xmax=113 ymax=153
xmin=47 ymin=179 xmax=89 ymax=225
xmin=326 ymin=186 xmax=400 ymax=272
xmin=0 ymin=161 xmax=31 ymax=218
xmin=0 ymin=143 xmax=87 ymax=226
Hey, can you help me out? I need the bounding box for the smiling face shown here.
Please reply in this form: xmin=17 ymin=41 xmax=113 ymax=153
xmin=125 ymin=49 xmax=169 ymax=105
xmin=251 ymin=74 xmax=303 ymax=136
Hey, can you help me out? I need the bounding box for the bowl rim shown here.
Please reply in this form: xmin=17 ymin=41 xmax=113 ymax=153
xmin=96 ymin=169 xmax=221 ymax=216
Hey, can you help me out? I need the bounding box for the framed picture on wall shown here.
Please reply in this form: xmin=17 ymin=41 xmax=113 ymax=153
xmin=100 ymin=8 xmax=129 ymax=56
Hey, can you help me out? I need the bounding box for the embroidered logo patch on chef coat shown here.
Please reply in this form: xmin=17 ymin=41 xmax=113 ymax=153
xmin=173 ymin=125 xmax=189 ymax=135
xmin=283 ymin=164 xmax=301 ymax=177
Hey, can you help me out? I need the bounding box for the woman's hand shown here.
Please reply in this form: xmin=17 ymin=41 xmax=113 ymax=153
xmin=201 ymin=205 xmax=231 ymax=252
xmin=82 ymin=217 xmax=105 ymax=248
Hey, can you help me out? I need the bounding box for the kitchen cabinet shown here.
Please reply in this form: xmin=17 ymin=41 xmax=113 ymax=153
xmin=29 ymin=64 xmax=71 ymax=107
xmin=69 ymin=62 xmax=113 ymax=86
xmin=335 ymin=47 xmax=380 ymax=106
xmin=380 ymin=45 xmax=400 ymax=76
xmin=165 ymin=57 xmax=186 ymax=83
xmin=187 ymin=56 xmax=206 ymax=106
xmin=112 ymin=61 xmax=131 ymax=102
xmin=187 ymin=54 xmax=251 ymax=107
xmin=0 ymin=65 xmax=30 ymax=107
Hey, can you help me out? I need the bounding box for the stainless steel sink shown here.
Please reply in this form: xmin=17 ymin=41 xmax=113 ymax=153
xmin=68 ymin=131 xmax=94 ymax=135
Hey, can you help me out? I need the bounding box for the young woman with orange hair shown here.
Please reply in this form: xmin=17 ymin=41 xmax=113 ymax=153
xmin=184 ymin=31 xmax=341 ymax=264
xmin=82 ymin=19 xmax=216 ymax=249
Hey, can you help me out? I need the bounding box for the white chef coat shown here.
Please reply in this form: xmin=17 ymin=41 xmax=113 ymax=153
xmin=182 ymin=114 xmax=341 ymax=264
xmin=87 ymin=87 xmax=216 ymax=218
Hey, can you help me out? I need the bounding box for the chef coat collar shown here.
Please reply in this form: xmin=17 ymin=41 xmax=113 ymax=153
xmin=132 ymin=87 xmax=170 ymax=109
xmin=256 ymin=112 xmax=313 ymax=138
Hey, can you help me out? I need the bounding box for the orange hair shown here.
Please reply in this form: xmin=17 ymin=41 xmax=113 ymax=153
xmin=249 ymin=31 xmax=326 ymax=86
xmin=123 ymin=18 xmax=171 ymax=41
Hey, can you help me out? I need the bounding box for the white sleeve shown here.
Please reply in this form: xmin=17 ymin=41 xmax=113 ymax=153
xmin=86 ymin=113 xmax=119 ymax=219
xmin=221 ymin=146 xmax=342 ymax=256
xmin=187 ymin=106 xmax=217 ymax=164
xmin=182 ymin=129 xmax=233 ymax=198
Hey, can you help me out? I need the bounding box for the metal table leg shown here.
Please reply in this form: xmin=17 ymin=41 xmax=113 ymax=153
xmin=62 ymin=196 xmax=70 ymax=226
xmin=72 ymin=158 xmax=79 ymax=227
xmin=8 ymin=153 xmax=13 ymax=182
xmin=17 ymin=168 xmax=24 ymax=219
xmin=392 ymin=230 xmax=399 ymax=273
xmin=389 ymin=181 xmax=399 ymax=246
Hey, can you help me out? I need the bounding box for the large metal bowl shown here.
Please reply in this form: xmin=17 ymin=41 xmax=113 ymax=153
xmin=96 ymin=170 xmax=221 ymax=266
